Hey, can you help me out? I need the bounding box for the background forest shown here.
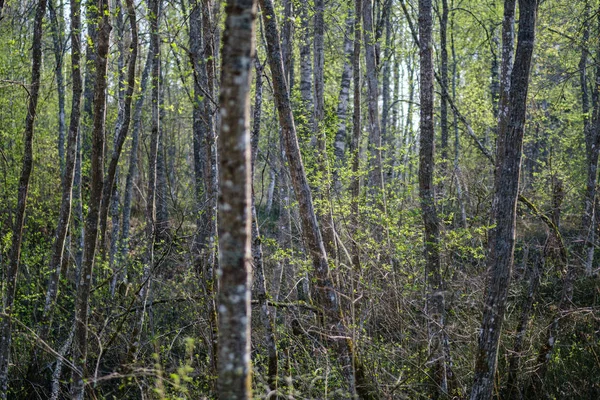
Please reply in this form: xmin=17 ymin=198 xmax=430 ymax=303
xmin=0 ymin=0 xmax=599 ymax=398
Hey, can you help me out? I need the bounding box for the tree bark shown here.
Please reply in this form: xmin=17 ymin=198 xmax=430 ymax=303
xmin=582 ymin=1 xmax=599 ymax=275
xmin=98 ymin=0 xmax=138 ymax=260
xmin=250 ymin=57 xmax=278 ymax=392
xmin=48 ymin=0 xmax=66 ymax=177
xmin=0 ymin=0 xmax=47 ymax=396
xmin=35 ymin=0 xmax=83 ymax=362
xmin=419 ymin=0 xmax=449 ymax=396
xmin=258 ymin=0 xmax=358 ymax=395
xmin=350 ymin=0 xmax=363 ymax=272
xmin=334 ymin=11 xmax=354 ymax=182
xmin=363 ymin=0 xmax=384 ymax=205
xmin=216 ymin=1 xmax=257 ymax=397
xmin=470 ymin=1 xmax=537 ymax=399
xmin=71 ymin=0 xmax=111 ymax=398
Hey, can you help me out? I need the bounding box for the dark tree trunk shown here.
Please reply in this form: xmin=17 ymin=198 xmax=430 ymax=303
xmin=216 ymin=1 xmax=257 ymax=397
xmin=470 ymin=1 xmax=537 ymax=399
xmin=71 ymin=0 xmax=111 ymax=398
xmin=419 ymin=0 xmax=449 ymax=396
xmin=0 ymin=0 xmax=47 ymax=396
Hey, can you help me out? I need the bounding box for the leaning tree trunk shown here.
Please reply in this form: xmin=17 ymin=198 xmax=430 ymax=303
xmin=70 ymin=0 xmax=111 ymax=398
xmin=0 ymin=0 xmax=47 ymax=396
xmin=216 ymin=0 xmax=258 ymax=397
xmin=258 ymin=0 xmax=361 ymax=395
xmin=419 ymin=0 xmax=450 ymax=396
xmin=470 ymin=1 xmax=537 ymax=399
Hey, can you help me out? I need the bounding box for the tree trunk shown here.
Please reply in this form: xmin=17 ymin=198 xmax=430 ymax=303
xmin=314 ymin=0 xmax=336 ymax=259
xmin=258 ymin=0 xmax=359 ymax=395
xmin=363 ymin=0 xmax=384 ymax=205
xmin=98 ymin=0 xmax=138 ymax=255
xmin=334 ymin=11 xmax=354 ymax=186
xmin=133 ymin=0 xmax=161 ymax=363
xmin=440 ymin=0 xmax=449 ymax=164
xmin=419 ymin=0 xmax=449 ymax=396
xmin=250 ymin=57 xmax=278 ymax=392
xmin=470 ymin=1 xmax=537 ymax=399
xmin=35 ymin=0 xmax=83 ymax=362
xmin=48 ymin=0 xmax=66 ymax=177
xmin=0 ymin=0 xmax=47 ymax=396
xmin=117 ymin=32 xmax=154 ymax=292
xmin=216 ymin=1 xmax=258 ymax=397
xmin=350 ymin=0 xmax=362 ymax=272
xmin=582 ymin=1 xmax=599 ymax=276
xmin=71 ymin=0 xmax=111 ymax=397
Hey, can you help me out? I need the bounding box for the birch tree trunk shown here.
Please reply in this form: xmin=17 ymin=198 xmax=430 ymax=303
xmin=0 ymin=0 xmax=47 ymax=396
xmin=71 ymin=1 xmax=111 ymax=397
xmin=470 ymin=1 xmax=537 ymax=398
xmin=216 ymin=1 xmax=257 ymax=397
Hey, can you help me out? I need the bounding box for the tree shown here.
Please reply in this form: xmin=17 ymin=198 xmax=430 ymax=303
xmin=470 ymin=1 xmax=538 ymax=398
xmin=418 ymin=0 xmax=450 ymax=396
xmin=216 ymin=0 xmax=258 ymax=397
xmin=70 ymin=0 xmax=111 ymax=397
xmin=0 ymin=0 xmax=47 ymax=396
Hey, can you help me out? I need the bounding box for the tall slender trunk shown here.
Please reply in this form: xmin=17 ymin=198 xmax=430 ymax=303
xmin=250 ymin=58 xmax=278 ymax=392
xmin=216 ymin=1 xmax=258 ymax=397
xmin=314 ymin=0 xmax=336 ymax=259
xmin=450 ymin=4 xmax=467 ymax=228
xmin=98 ymin=0 xmax=139 ymax=254
xmin=363 ymin=0 xmax=384 ymax=205
xmin=133 ymin=0 xmax=160 ymax=363
xmin=48 ymin=0 xmax=66 ymax=177
xmin=419 ymin=0 xmax=449 ymax=396
xmin=35 ymin=0 xmax=83 ymax=360
xmin=117 ymin=35 xmax=154 ymax=292
xmin=582 ymin=1 xmax=599 ymax=275
xmin=440 ymin=0 xmax=449 ymax=165
xmin=71 ymin=1 xmax=111 ymax=398
xmin=381 ymin=10 xmax=391 ymax=177
xmin=470 ymin=1 xmax=537 ymax=398
xmin=298 ymin=0 xmax=315 ymax=134
xmin=350 ymin=0 xmax=363 ymax=272
xmin=334 ymin=12 xmax=354 ymax=183
xmin=258 ymin=0 xmax=359 ymax=395
xmin=0 ymin=0 xmax=47 ymax=396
